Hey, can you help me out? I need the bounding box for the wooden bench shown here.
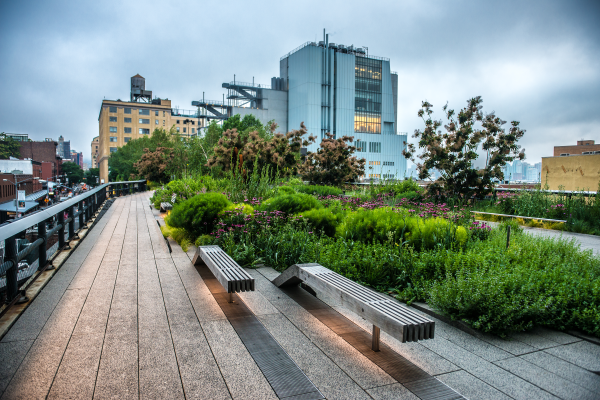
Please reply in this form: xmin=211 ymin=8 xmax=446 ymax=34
xmin=192 ymin=245 xmax=255 ymax=301
xmin=160 ymin=193 xmax=177 ymax=212
xmin=273 ymin=263 xmax=434 ymax=351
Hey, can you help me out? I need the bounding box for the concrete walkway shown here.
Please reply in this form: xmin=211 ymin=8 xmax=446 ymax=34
xmin=0 ymin=193 xmax=598 ymax=399
xmin=479 ymin=220 xmax=600 ymax=256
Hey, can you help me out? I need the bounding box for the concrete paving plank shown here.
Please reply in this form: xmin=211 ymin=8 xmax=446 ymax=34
xmin=202 ymin=319 xmax=276 ymax=400
xmin=366 ymin=383 xmax=420 ymax=400
xmin=494 ymin=356 xmax=597 ymax=400
xmin=421 ymin=337 xmax=559 ymax=400
xmin=0 ymin=339 xmax=34 ymax=396
xmin=274 ymin=304 xmax=396 ymax=390
xmin=257 ymin=313 xmax=372 ymax=399
xmin=544 ymin=341 xmax=600 ymax=372
xmin=94 ymin=323 xmax=138 ymax=399
xmin=47 ymin=333 xmax=104 ymax=399
xmin=520 ymin=351 xmax=600 ymax=394
xmin=436 ymin=370 xmax=511 ymax=400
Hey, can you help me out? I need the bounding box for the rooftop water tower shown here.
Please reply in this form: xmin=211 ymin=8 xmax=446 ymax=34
xmin=130 ymin=74 xmax=152 ymax=102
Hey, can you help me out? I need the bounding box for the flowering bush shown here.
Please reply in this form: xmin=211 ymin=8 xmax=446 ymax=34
xmin=468 ymin=220 xmax=492 ymax=241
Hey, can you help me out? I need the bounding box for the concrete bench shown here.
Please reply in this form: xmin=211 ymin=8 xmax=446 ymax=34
xmin=273 ymin=263 xmax=434 ymax=350
xmin=160 ymin=194 xmax=177 ymax=212
xmin=192 ymin=245 xmax=255 ymax=301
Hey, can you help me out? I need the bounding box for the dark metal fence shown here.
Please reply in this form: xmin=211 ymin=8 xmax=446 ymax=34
xmin=0 ymin=180 xmax=147 ymax=309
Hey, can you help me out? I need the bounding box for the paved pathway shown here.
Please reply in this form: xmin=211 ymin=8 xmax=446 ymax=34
xmin=480 ymin=220 xmax=600 ymax=256
xmin=0 ymin=193 xmax=598 ymax=399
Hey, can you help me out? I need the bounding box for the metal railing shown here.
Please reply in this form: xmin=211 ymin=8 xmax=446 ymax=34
xmin=0 ymin=180 xmax=147 ymax=309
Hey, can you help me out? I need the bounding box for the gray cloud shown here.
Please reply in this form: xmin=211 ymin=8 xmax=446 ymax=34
xmin=1 ymin=0 xmax=598 ymax=166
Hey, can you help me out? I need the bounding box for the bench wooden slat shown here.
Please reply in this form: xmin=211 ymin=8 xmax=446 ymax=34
xmin=192 ymin=245 xmax=254 ymax=293
xmin=273 ymin=263 xmax=434 ymax=344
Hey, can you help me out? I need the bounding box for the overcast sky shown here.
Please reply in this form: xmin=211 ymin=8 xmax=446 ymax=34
xmin=1 ymin=0 xmax=599 ymax=166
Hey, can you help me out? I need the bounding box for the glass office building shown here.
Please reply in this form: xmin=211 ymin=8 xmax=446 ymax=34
xmin=196 ymin=33 xmax=408 ymax=180
xmin=280 ymin=39 xmax=407 ymax=179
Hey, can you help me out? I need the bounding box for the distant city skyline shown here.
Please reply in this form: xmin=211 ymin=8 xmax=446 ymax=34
xmin=1 ymin=0 xmax=599 ymax=166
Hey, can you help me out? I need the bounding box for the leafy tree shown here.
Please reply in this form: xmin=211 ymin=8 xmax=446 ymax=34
xmin=0 ymin=133 xmax=21 ymax=159
xmin=404 ymin=97 xmax=525 ymax=200
xmin=108 ymin=126 xmax=182 ymax=181
xmin=207 ymin=123 xmax=309 ymax=177
xmin=299 ymin=132 xmax=365 ymax=186
xmin=84 ymin=168 xmax=100 ymax=184
xmin=61 ymin=161 xmax=84 ymax=185
xmin=133 ymin=146 xmax=174 ymax=183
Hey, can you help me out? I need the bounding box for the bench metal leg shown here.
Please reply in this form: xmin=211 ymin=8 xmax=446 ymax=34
xmin=228 ymin=293 xmax=233 ymax=303
xmin=372 ymin=325 xmax=380 ymax=352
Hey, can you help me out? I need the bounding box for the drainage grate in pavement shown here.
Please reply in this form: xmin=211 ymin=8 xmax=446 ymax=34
xmin=197 ymin=265 xmax=324 ymax=400
xmin=282 ymin=286 xmax=465 ymax=400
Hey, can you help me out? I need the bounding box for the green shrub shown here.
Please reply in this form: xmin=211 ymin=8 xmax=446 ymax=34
xmin=166 ymin=192 xmax=231 ymax=237
xmin=297 ymin=208 xmax=341 ymax=237
xmin=195 ymin=235 xmax=213 ymax=246
xmin=220 ymin=203 xmax=254 ymax=215
xmin=258 ymin=193 xmax=322 ymax=215
xmin=151 ymin=177 xmax=217 ymax=209
xmin=337 ymin=208 xmax=461 ymax=250
xmin=288 ymin=177 xmax=303 ymax=186
xmin=294 ymin=184 xmax=343 ymax=197
xmin=455 ymin=226 xmax=468 ymax=246
xmin=160 ymin=225 xmax=192 ymax=252
xmin=425 ymin=231 xmax=600 ymax=337
xmin=277 ymin=186 xmax=296 ymax=196
xmin=337 ymin=207 xmax=421 ymax=244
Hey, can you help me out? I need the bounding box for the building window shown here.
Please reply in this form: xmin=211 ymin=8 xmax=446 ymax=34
xmin=95 ymin=146 xmax=98 ymax=149
xmin=109 ymin=116 xmax=117 ymax=122
xmin=354 ymin=56 xmax=382 ymax=134
xmin=154 ymin=110 xmax=158 ymax=116
xmin=192 ymin=128 xmax=195 ymax=134
xmin=110 ymin=147 xmax=117 ymax=153
xmin=369 ymin=142 xmax=381 ymax=153
xmin=155 ymin=119 xmax=159 ymax=125
xmin=139 ymin=128 xmax=150 ymax=134
xmin=124 ymin=127 xmax=132 ymax=133
xmin=124 ymin=108 xmax=131 ymax=114
xmin=355 ymin=140 xmax=366 ymax=152
xmin=139 ymin=118 xmax=149 ymax=124
xmin=163 ymin=120 xmax=165 ymax=126
xmin=124 ymin=117 xmax=132 ymax=123
xmin=124 ymin=137 xmax=131 ymax=143
xmin=109 ymin=126 xmax=117 ymax=133
xmin=109 ymin=106 xmax=117 ymax=113
xmin=383 ymin=161 xmax=394 ymax=166
xmin=368 ymin=161 xmax=381 ymax=166
xmin=368 ymin=174 xmax=381 ymax=179
xmin=109 ymin=136 xmax=118 ymax=142
xmin=176 ymin=127 xmax=180 ymax=132
xmin=183 ymin=127 xmax=187 ymax=133
xmin=139 ymin=109 xmax=150 ymax=115
xmin=163 ymin=111 xmax=166 ymax=117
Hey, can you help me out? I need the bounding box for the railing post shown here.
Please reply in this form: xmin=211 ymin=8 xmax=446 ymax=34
xmin=38 ymin=219 xmax=48 ymax=271
xmin=58 ymin=209 xmax=65 ymax=248
xmin=68 ymin=205 xmax=75 ymax=240
xmin=4 ymin=234 xmax=27 ymax=304
xmin=79 ymin=201 xmax=85 ymax=229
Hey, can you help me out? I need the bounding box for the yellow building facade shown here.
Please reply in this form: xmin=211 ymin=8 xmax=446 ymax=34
xmin=541 ymin=154 xmax=600 ymax=191
xmin=97 ymin=99 xmax=203 ymax=182
xmin=91 ymin=136 xmax=99 ymax=168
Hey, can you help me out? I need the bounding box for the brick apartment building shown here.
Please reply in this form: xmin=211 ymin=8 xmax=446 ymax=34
xmin=554 ymin=140 xmax=600 ymax=156
xmin=18 ymin=140 xmax=62 ymax=180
